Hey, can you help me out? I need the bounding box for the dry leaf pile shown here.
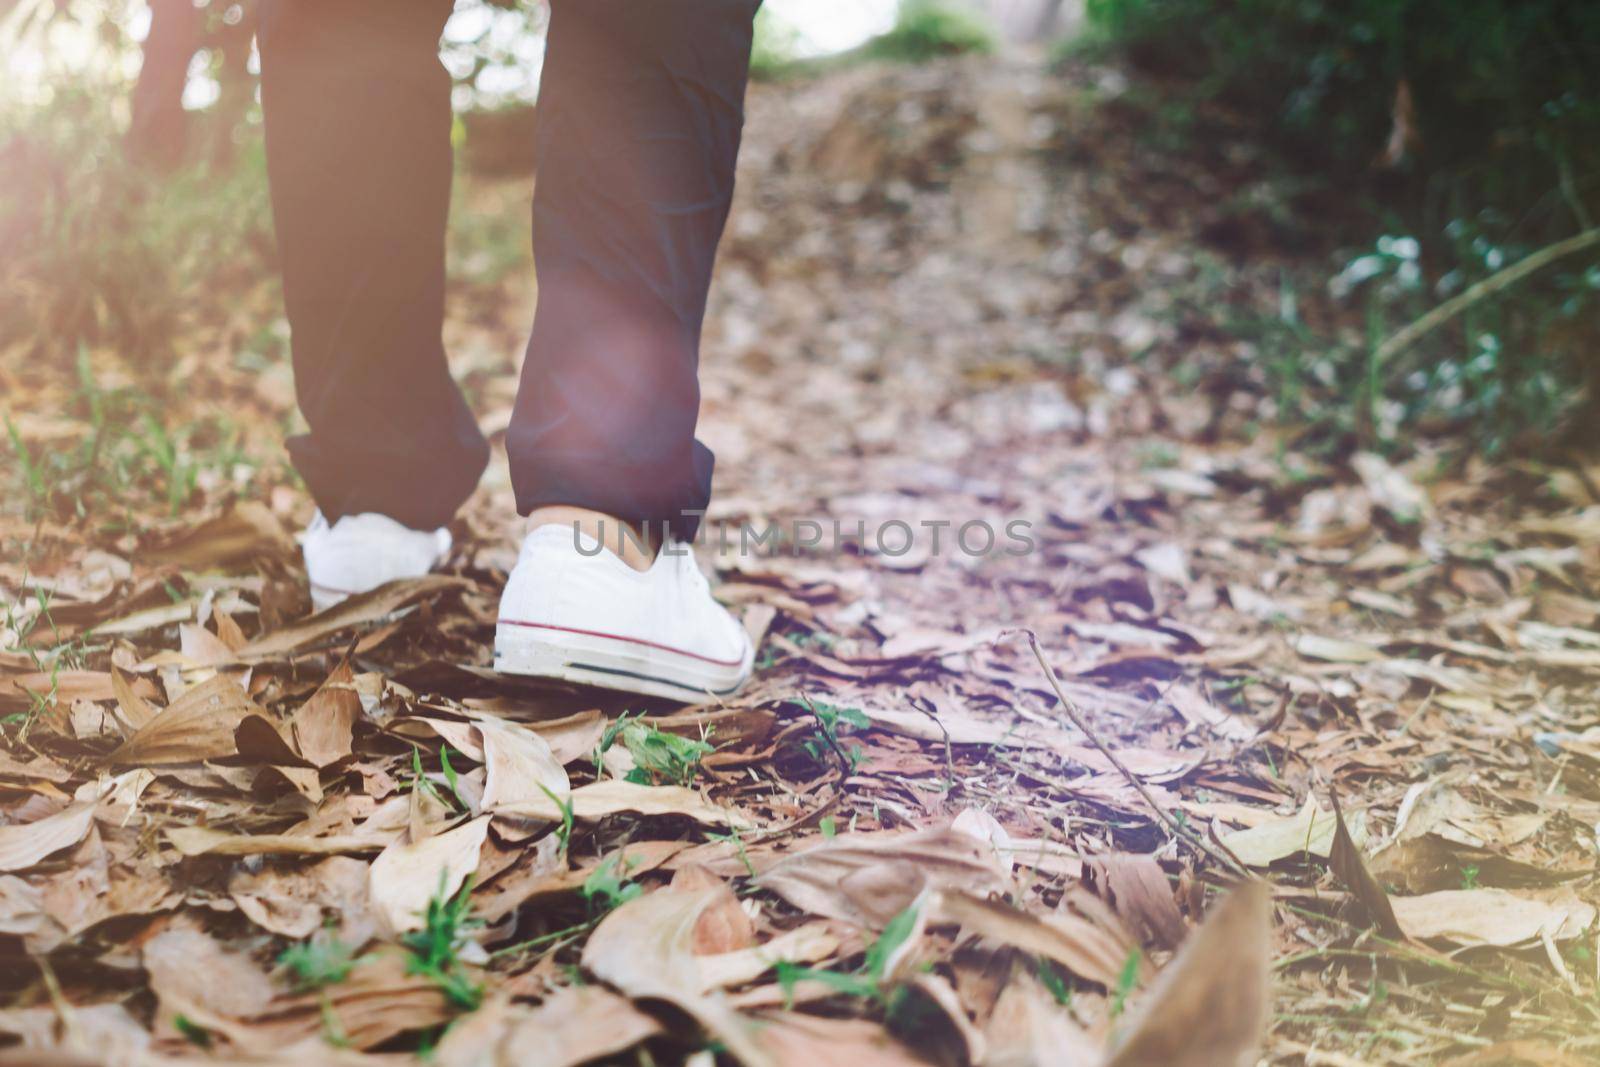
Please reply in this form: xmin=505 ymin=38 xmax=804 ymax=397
xmin=4 ymin=51 xmax=1600 ymax=1067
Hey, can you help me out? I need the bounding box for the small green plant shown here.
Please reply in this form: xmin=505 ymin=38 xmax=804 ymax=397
xmin=708 ymin=823 xmax=757 ymax=878
xmin=538 ymin=782 xmax=575 ymax=855
xmin=620 ymin=720 xmax=715 ymax=787
xmin=591 ymin=710 xmax=643 ymax=773
xmin=279 ymin=936 xmax=361 ymax=1046
xmin=774 ymin=903 xmax=921 ymax=1010
xmin=279 ymin=938 xmax=362 ymax=990
xmin=1036 ymin=957 xmax=1073 ymax=1006
xmin=401 ymin=876 xmax=484 ymax=1011
xmin=173 ymin=1015 xmax=212 ymax=1049
xmin=1109 ymin=948 xmax=1142 ymax=1017
xmin=1460 ymin=865 xmax=1481 ymax=890
xmin=801 ymin=699 xmax=870 ymax=774
xmin=438 ymin=746 xmax=472 ymax=812
xmin=580 ymin=854 xmax=643 ymax=916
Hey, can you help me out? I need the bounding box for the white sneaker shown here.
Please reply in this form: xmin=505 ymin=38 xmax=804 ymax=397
xmin=301 ymin=511 xmax=453 ymax=612
xmin=493 ymin=525 xmax=754 ymax=701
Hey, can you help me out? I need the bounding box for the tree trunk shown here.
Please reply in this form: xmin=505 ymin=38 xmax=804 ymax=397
xmin=125 ymin=0 xmax=205 ymax=171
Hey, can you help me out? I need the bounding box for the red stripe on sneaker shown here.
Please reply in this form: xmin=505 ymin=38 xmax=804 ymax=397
xmin=495 ymin=619 xmax=744 ymax=667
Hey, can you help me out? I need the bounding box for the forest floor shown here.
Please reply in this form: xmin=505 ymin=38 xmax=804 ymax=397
xmin=4 ymin=49 xmax=1600 ymax=1067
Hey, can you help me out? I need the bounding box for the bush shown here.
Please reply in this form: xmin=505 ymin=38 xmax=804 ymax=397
xmin=866 ymin=0 xmax=997 ymax=63
xmin=1087 ymin=0 xmax=1600 ymax=452
xmin=0 ymin=86 xmax=275 ymax=366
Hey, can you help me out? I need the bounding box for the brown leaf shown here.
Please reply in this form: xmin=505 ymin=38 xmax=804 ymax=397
xmin=581 ymin=886 xmax=775 ymax=1067
xmin=238 ymin=575 xmax=467 ymax=660
xmin=490 ymin=778 xmax=751 ymax=828
xmin=756 ymin=825 xmax=1009 ymax=930
xmin=1390 ymin=889 xmax=1595 ymax=948
xmin=1329 ymin=792 xmax=1404 ymax=939
xmin=105 ymin=674 xmax=270 ymax=766
xmin=289 ymin=656 xmax=361 ymax=768
xmin=929 ymin=889 xmax=1127 ymax=988
xmin=0 ymin=802 xmax=96 ymax=873
xmin=369 ymin=815 xmax=491 ymax=934
xmin=144 ymin=923 xmax=278 ymax=1023
xmin=109 ymin=665 xmax=157 ymax=733
xmin=1105 ymin=881 xmax=1271 ymax=1067
xmin=139 ymin=501 xmax=293 ymax=569
xmin=474 ymin=714 xmax=569 ymax=813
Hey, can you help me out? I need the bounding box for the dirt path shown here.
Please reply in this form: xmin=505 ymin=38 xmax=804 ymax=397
xmin=4 ymin=52 xmax=1600 ymax=1066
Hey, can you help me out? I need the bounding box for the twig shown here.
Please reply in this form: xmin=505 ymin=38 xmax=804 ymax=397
xmin=1008 ymin=629 xmax=1251 ymax=878
xmin=796 ymin=691 xmax=855 ymax=781
xmin=1372 ymin=227 xmax=1600 ymax=368
xmin=909 ymin=693 xmax=955 ymax=787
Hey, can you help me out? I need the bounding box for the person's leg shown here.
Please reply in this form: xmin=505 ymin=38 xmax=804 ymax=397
xmin=258 ymin=0 xmax=488 ymax=533
xmin=495 ymin=0 xmax=761 ymax=696
xmin=507 ymin=0 xmax=761 ymax=544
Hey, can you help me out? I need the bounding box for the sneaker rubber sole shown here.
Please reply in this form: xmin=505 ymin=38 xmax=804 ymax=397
xmin=493 ymin=619 xmax=751 ymax=702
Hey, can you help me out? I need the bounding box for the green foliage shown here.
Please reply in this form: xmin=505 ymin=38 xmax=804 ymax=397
xmin=2 ymin=347 xmax=259 ymax=525
xmin=774 ymin=902 xmax=921 ymax=1010
xmin=750 ymin=7 xmax=806 ymax=80
xmin=279 ymin=938 xmax=363 ymax=990
xmin=1035 ymin=957 xmax=1073 ymax=1006
xmin=401 ymin=876 xmax=484 ymax=1011
xmin=1109 ymin=947 xmax=1141 ymax=1017
xmin=1089 ymin=0 xmax=1600 ymax=451
xmin=0 ymin=85 xmax=275 ymax=364
xmin=866 ymin=0 xmax=997 ymax=63
xmin=580 ymin=853 xmax=643 ymax=916
xmin=620 ymin=720 xmax=714 ymax=787
xmin=539 ymin=782 xmax=575 ymax=855
xmin=802 ymin=700 xmax=870 ymax=773
xmin=173 ymin=1015 xmax=213 ymax=1048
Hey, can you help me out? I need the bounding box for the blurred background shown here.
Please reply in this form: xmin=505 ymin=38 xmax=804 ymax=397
xmin=1 ymin=0 xmax=1598 ymax=528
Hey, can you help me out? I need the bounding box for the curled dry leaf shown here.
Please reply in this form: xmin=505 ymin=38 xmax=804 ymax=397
xmin=1328 ymin=793 xmax=1404 ymax=940
xmin=1218 ymin=795 xmax=1366 ymax=867
xmin=581 ymin=886 xmax=775 ymax=1067
xmin=756 ymin=825 xmax=1010 ymax=929
xmin=983 ymin=965 xmax=1102 ymax=1067
xmin=0 ymin=802 xmax=97 ymax=873
xmin=474 ymin=714 xmax=570 ymax=813
xmin=755 ymin=1012 xmax=930 ymax=1067
xmin=929 ymin=889 xmax=1127 ymax=988
xmin=290 ymin=656 xmax=361 ymax=768
xmin=105 ymin=674 xmax=273 ymax=766
xmin=432 ymin=986 xmax=665 ymax=1067
xmin=238 ymin=574 xmax=468 ymax=661
xmin=369 ymin=814 xmax=491 ymax=934
xmin=1390 ymin=889 xmax=1596 ymax=948
xmin=491 ymin=778 xmax=750 ymax=829
xmin=1104 ymin=881 xmax=1271 ymax=1067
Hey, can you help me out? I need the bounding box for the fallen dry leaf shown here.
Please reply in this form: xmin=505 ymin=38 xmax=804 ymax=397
xmin=757 ymin=825 xmax=1010 ymax=929
xmin=491 ymin=778 xmax=750 ymax=828
xmin=1104 ymin=881 xmax=1270 ymax=1067
xmin=369 ymin=814 xmax=491 ymax=934
xmin=1390 ymin=889 xmax=1596 ymax=948
xmin=581 ymin=885 xmax=776 ymax=1067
